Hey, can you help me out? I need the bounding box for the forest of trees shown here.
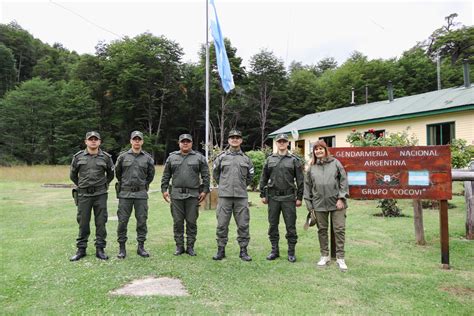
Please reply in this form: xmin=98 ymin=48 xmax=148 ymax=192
xmin=0 ymin=13 xmax=472 ymax=165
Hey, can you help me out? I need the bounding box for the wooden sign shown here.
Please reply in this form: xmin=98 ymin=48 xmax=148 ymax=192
xmin=331 ymin=146 xmax=452 ymax=200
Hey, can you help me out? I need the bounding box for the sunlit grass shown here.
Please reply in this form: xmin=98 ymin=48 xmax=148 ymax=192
xmin=0 ymin=166 xmax=473 ymax=314
xmin=0 ymin=165 xmax=70 ymax=183
xmin=0 ymin=165 xmax=165 ymax=184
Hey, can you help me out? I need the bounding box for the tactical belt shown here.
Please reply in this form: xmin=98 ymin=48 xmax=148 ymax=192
xmin=269 ymin=188 xmax=295 ymax=196
xmin=121 ymin=185 xmax=147 ymax=192
xmin=78 ymin=184 xmax=107 ymax=194
xmin=172 ymin=187 xmax=198 ymax=193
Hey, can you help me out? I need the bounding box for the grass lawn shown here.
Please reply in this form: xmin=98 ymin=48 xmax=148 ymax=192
xmin=0 ymin=165 xmax=473 ymax=314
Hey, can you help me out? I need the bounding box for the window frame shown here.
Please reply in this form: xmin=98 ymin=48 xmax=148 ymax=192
xmin=364 ymin=129 xmax=385 ymax=139
xmin=426 ymin=121 xmax=455 ymax=145
xmin=318 ymin=135 xmax=336 ymax=147
xmin=295 ymin=139 xmax=305 ymax=157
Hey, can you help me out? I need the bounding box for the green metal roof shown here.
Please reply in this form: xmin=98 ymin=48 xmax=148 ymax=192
xmin=270 ymin=85 xmax=474 ymax=137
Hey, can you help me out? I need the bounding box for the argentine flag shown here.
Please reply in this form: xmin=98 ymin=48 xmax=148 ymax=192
xmin=209 ymin=0 xmax=235 ymax=93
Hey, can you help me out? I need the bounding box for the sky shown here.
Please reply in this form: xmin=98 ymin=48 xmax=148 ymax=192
xmin=1 ymin=0 xmax=472 ymax=68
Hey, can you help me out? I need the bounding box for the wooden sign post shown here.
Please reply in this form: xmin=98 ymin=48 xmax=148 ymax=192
xmin=331 ymin=146 xmax=452 ymax=268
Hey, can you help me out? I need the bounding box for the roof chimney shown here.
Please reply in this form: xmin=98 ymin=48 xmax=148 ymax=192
xmin=350 ymin=87 xmax=355 ymax=105
xmin=387 ymin=81 xmax=394 ymax=102
xmin=463 ymin=59 xmax=471 ymax=88
xmin=365 ymin=85 xmax=368 ymax=104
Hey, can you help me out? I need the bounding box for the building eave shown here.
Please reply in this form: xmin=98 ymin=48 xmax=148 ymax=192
xmin=269 ymin=104 xmax=474 ymax=138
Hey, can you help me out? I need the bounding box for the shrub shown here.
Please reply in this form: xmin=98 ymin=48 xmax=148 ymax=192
xmin=203 ymin=144 xmax=223 ymax=187
xmin=377 ymin=199 xmax=402 ymax=217
xmin=246 ymin=150 xmax=267 ymax=191
xmin=450 ymin=138 xmax=474 ymax=169
xmin=0 ymin=152 xmax=24 ymax=167
xmin=346 ymin=129 xmax=383 ymax=147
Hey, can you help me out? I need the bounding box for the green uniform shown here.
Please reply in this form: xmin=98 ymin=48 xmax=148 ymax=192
xmin=161 ymin=150 xmax=210 ymax=248
xmin=213 ymin=149 xmax=254 ymax=247
xmin=304 ymin=157 xmax=349 ymax=258
xmin=70 ymin=149 xmax=114 ymax=249
xmin=259 ymin=152 xmax=304 ymax=247
xmin=115 ymin=149 xmax=155 ymax=243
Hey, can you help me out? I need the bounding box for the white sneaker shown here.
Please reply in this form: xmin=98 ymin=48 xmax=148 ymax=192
xmin=336 ymin=258 xmax=348 ymax=272
xmin=317 ymin=256 xmax=331 ymax=267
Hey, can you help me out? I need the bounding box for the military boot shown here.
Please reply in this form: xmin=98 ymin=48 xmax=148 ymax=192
xmin=212 ymin=246 xmax=226 ymax=260
xmin=239 ymin=246 xmax=252 ymax=262
xmin=96 ymin=247 xmax=109 ymax=260
xmin=288 ymin=244 xmax=296 ymax=263
xmin=117 ymin=242 xmax=126 ymax=259
xmin=70 ymin=248 xmax=86 ymax=261
xmin=137 ymin=242 xmax=150 ymax=257
xmin=266 ymin=243 xmax=280 ymax=260
xmin=174 ymin=246 xmax=185 ymax=256
xmin=186 ymin=244 xmax=196 ymax=256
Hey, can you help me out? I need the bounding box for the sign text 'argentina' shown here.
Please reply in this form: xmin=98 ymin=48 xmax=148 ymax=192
xmin=331 ymin=146 xmax=452 ymax=200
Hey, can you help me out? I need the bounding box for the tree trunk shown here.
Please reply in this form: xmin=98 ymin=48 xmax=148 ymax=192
xmin=154 ymin=92 xmax=166 ymax=147
xmin=258 ymin=83 xmax=272 ymax=149
xmin=210 ymin=120 xmax=217 ymax=149
xmin=465 ymin=180 xmax=474 ymax=239
xmin=259 ymin=85 xmax=267 ymax=149
xmin=466 ymin=162 xmax=474 ymax=240
xmin=146 ymin=93 xmax=154 ymax=136
xmin=219 ymin=95 xmax=226 ymax=149
xmin=17 ymin=52 xmax=22 ymax=83
xmin=413 ymin=199 xmax=426 ymax=245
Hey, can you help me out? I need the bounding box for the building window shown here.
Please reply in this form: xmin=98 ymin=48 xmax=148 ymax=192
xmin=319 ymin=136 xmax=335 ymax=147
xmin=427 ymin=122 xmax=455 ymax=145
xmin=295 ymin=140 xmax=305 ymax=157
xmin=364 ymin=129 xmax=385 ymax=138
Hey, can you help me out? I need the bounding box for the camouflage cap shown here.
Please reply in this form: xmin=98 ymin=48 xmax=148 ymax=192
xmin=178 ymin=134 xmax=193 ymax=142
xmin=275 ymin=133 xmax=289 ymax=142
xmin=228 ymin=129 xmax=242 ymax=138
xmin=130 ymin=131 xmax=144 ymax=139
xmin=85 ymin=131 xmax=101 ymax=140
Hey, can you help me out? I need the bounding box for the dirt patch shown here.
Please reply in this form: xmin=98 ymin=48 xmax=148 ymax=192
xmin=110 ymin=277 xmax=189 ymax=297
xmin=333 ymin=298 xmax=354 ymax=307
xmin=373 ymin=213 xmax=410 ymax=218
xmin=385 ymin=272 xmax=424 ymax=279
xmin=41 ymin=183 xmax=74 ymax=188
xmin=351 ymin=239 xmax=380 ymax=246
xmin=440 ymin=286 xmax=474 ymax=298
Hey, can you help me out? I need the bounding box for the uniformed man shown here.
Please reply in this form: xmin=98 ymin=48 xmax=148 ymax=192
xmin=115 ymin=131 xmax=155 ymax=259
xmin=212 ymin=129 xmax=254 ymax=261
xmin=259 ymin=133 xmax=304 ymax=263
xmin=69 ymin=131 xmax=114 ymax=261
xmin=161 ymin=134 xmax=210 ymax=256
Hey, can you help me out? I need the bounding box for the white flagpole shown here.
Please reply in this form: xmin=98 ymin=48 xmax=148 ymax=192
xmin=205 ymin=0 xmax=210 ymax=162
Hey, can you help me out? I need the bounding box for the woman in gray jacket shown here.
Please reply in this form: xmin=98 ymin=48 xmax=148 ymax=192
xmin=304 ymin=140 xmax=349 ymax=271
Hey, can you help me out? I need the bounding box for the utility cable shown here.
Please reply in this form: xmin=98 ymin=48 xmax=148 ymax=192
xmin=49 ymin=0 xmax=124 ymax=39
